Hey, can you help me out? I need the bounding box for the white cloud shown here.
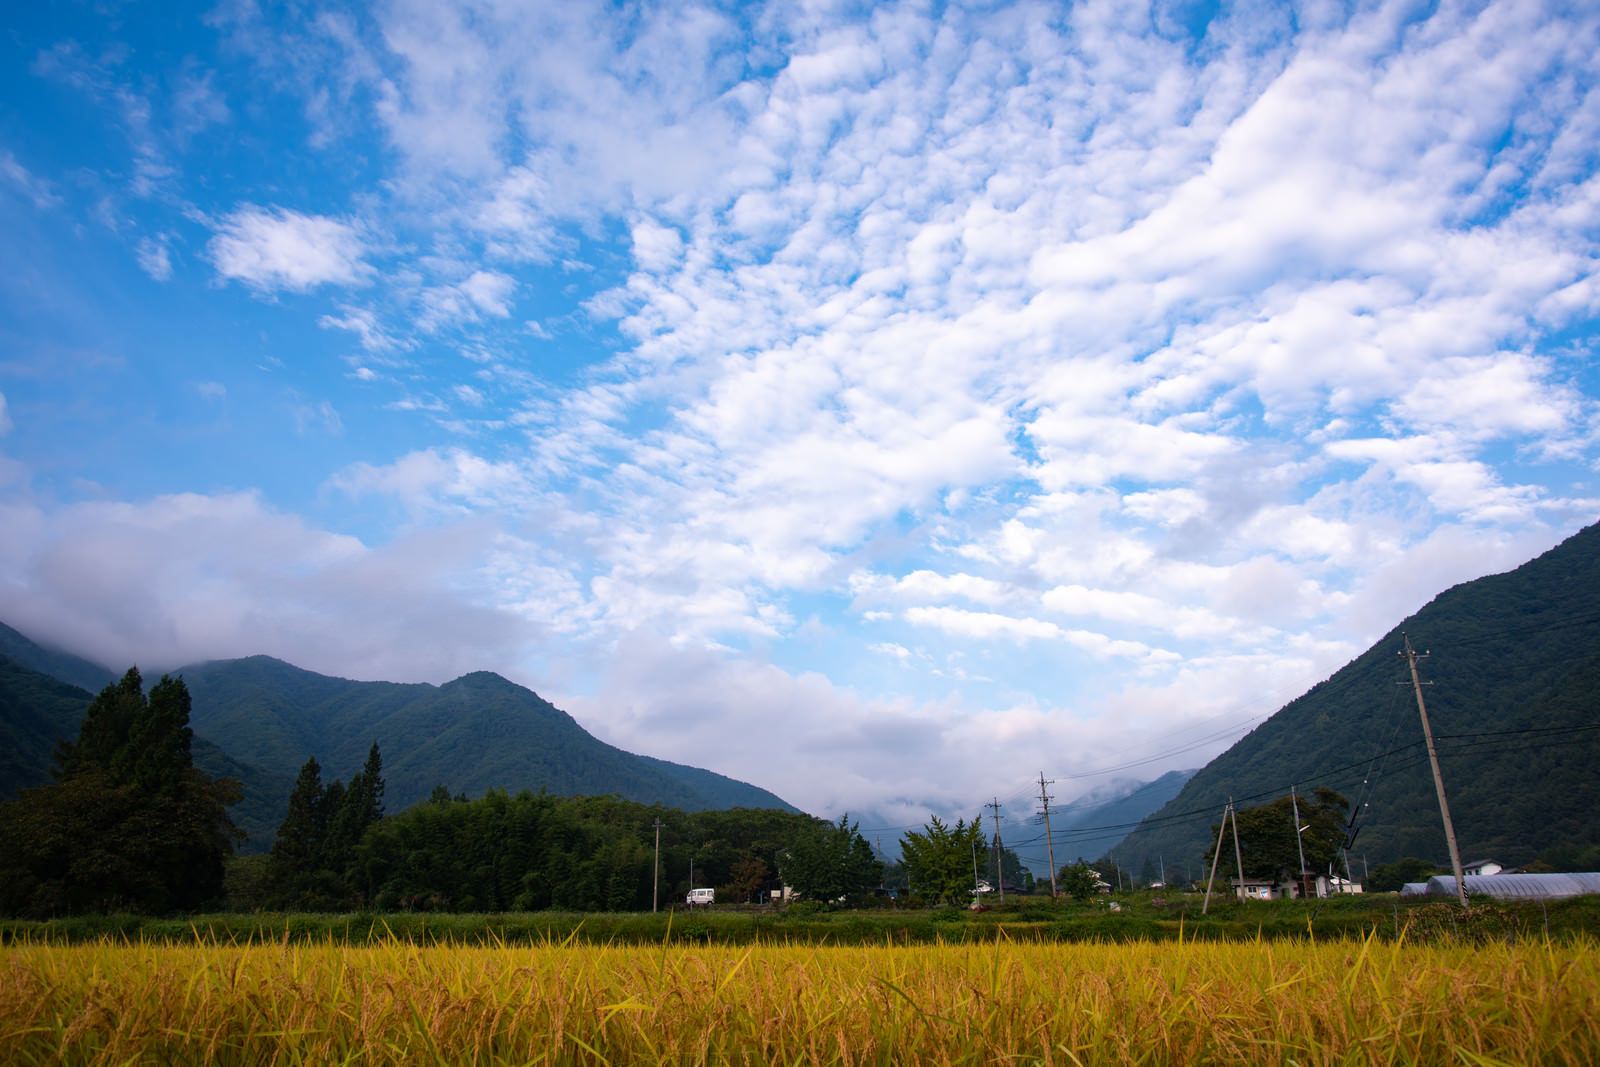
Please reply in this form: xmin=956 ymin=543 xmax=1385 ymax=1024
xmin=1391 ymin=352 xmax=1576 ymax=444
xmin=631 ymin=220 xmax=684 ymax=272
xmin=1 ymin=150 xmax=60 ymax=209
xmin=459 ymin=270 xmax=514 ymax=316
xmin=290 ymin=397 xmax=342 ymax=437
xmin=319 ymin=306 xmax=401 ymax=352
xmin=418 ymin=270 xmax=517 ymax=330
xmin=0 ymin=392 xmax=11 ymax=436
xmin=208 ymin=205 xmax=370 ymax=291
xmin=869 ymin=642 xmax=911 ymax=663
xmin=0 ymin=489 xmax=538 ymax=684
xmin=332 ymin=447 xmax=530 ymax=512
xmin=136 ymin=235 xmax=172 ymax=281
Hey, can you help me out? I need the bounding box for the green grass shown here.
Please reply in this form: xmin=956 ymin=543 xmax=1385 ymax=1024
xmin=5 ymin=890 xmax=1597 ymax=947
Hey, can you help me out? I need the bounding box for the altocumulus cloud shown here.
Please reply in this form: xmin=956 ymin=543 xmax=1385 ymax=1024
xmin=209 ymin=205 xmax=371 ymax=292
xmin=1 ymin=0 xmax=1598 ymax=831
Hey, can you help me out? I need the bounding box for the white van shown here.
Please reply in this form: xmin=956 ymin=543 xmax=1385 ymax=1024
xmin=686 ymin=887 xmax=714 ymax=906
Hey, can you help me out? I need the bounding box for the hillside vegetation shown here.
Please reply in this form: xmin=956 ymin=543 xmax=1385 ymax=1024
xmin=1117 ymin=522 xmax=1600 ymax=877
xmin=0 ymin=628 xmax=796 ymax=853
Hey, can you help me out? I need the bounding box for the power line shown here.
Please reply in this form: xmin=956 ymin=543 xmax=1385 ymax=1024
xmin=860 ymin=719 xmax=1600 ymax=860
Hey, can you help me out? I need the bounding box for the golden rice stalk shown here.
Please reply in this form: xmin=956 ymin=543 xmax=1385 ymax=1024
xmin=2 ymin=933 xmax=1596 ymax=1065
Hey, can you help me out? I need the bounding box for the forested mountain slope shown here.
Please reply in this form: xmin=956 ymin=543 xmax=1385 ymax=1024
xmin=0 ymin=652 xmax=97 ymax=797
xmin=0 ymin=622 xmax=114 ymax=695
xmin=1 ymin=633 xmax=798 ymax=853
xmin=173 ymin=658 xmax=797 ymax=822
xmin=1116 ymin=522 xmax=1600 ymax=878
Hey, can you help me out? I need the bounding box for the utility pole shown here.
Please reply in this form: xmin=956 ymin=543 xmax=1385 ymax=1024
xmin=988 ymin=797 xmax=1005 ymax=903
xmin=652 ymin=818 xmax=663 ymax=913
xmin=1037 ymin=773 xmax=1059 ymax=898
xmin=1203 ymin=800 xmax=1230 ymax=914
xmin=1402 ymin=633 xmax=1467 ymax=907
xmin=1230 ymin=800 xmax=1245 ymax=902
xmin=1291 ymin=785 xmax=1308 ymax=900
xmin=971 ymin=839 xmax=980 ymax=901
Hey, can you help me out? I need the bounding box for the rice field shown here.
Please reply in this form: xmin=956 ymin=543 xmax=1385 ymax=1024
xmin=3 ymin=933 xmax=1596 ymax=1065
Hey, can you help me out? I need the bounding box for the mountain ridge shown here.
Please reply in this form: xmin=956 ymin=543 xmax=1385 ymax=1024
xmin=0 ymin=625 xmax=799 ymax=851
xmin=1113 ymin=521 xmax=1600 ymax=879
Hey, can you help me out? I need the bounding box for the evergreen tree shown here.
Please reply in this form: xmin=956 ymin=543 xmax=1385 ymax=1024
xmin=118 ymin=674 xmax=194 ymax=796
xmin=264 ymin=746 xmax=387 ymax=909
xmin=329 ymin=742 xmax=384 ymax=861
xmin=51 ymin=667 xmax=145 ymax=780
xmin=0 ymin=670 xmax=239 ymax=917
xmin=266 ymin=757 xmax=328 ymax=902
xmin=997 ymin=841 xmax=1030 ymax=891
xmin=779 ymin=815 xmax=882 ymax=906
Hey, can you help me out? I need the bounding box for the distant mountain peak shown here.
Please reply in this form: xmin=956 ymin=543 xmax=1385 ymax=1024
xmin=0 ymin=625 xmax=800 ymax=852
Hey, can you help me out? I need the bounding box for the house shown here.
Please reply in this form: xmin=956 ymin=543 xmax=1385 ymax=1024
xmin=1462 ymin=859 xmax=1503 ymax=877
xmin=1230 ymin=877 xmax=1280 ymax=900
xmin=1231 ymin=871 xmax=1363 ymax=900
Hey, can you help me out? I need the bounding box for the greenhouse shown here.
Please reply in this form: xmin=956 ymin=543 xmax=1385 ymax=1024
xmin=1401 ymin=873 xmax=1600 ymax=900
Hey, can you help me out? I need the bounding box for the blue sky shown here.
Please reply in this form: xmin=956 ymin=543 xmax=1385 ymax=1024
xmin=2 ymin=0 xmax=1598 ymax=836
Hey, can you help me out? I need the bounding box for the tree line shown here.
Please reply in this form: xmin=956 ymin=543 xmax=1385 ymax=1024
xmin=16 ymin=666 xmax=1533 ymax=918
xmin=0 ymin=668 xmax=239 ymax=917
xmin=0 ymin=663 xmax=1229 ymax=918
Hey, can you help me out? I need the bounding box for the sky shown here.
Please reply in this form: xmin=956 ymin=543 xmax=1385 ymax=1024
xmin=2 ymin=0 xmax=1598 ymax=842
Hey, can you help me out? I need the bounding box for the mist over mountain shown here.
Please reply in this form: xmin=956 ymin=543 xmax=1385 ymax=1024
xmin=1049 ymin=771 xmax=1196 ymax=870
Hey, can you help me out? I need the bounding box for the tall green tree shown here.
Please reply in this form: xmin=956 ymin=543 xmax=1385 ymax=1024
xmin=900 ymin=814 xmax=985 ymax=904
xmin=264 ymin=744 xmax=386 ymax=909
xmin=51 ymin=667 xmax=146 ymax=780
xmin=0 ymin=669 xmax=239 ymax=917
xmin=779 ymin=815 xmax=882 ymax=906
xmin=1208 ymin=789 xmax=1349 ymax=885
xmin=1059 ymin=861 xmax=1101 ymax=901
xmin=119 ymin=674 xmax=195 ymax=796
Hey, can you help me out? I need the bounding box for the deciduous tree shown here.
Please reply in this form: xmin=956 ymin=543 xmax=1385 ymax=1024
xmin=1059 ymin=861 xmax=1100 ymax=901
xmin=900 ymin=814 xmax=985 ymax=905
xmin=1208 ymin=790 xmax=1349 ymax=887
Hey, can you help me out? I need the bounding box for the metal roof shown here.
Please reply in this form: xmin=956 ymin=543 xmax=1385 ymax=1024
xmin=1405 ymin=872 xmax=1600 ymax=900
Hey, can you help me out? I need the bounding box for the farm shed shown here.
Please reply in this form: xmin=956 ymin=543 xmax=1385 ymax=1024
xmin=1402 ymin=873 xmax=1600 ymax=900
